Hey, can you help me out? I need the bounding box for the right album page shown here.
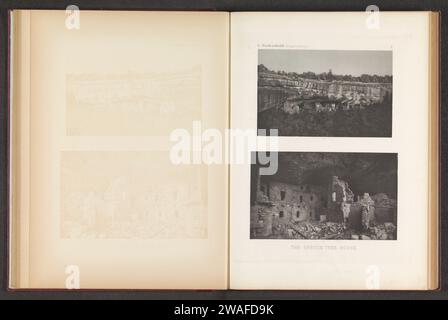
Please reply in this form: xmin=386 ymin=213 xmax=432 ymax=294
xmin=230 ymin=12 xmax=435 ymax=290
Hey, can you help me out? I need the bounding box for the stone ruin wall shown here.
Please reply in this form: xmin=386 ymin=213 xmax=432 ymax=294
xmin=251 ymin=174 xmax=397 ymax=238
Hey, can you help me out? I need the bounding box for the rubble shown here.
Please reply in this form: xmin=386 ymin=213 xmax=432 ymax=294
xmin=287 ymin=221 xmax=347 ymax=239
xmin=366 ymin=222 xmax=396 ymax=240
xmin=280 ymin=220 xmax=397 ymax=240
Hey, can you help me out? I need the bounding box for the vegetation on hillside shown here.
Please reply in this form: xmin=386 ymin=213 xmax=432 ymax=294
xmin=258 ymin=101 xmax=392 ymax=137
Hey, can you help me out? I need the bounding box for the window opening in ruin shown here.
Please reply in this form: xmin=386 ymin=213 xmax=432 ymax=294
xmin=280 ymin=191 xmax=286 ymax=200
xmin=296 ymin=211 xmax=300 ymax=218
xmin=310 ymin=195 xmax=314 ymax=201
xmin=299 ymin=195 xmax=303 ymax=202
xmin=279 ymin=211 xmax=284 ymax=218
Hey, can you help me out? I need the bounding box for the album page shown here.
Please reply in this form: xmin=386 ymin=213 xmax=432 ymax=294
xmin=230 ymin=12 xmax=435 ymax=290
xmin=10 ymin=10 xmax=229 ymax=289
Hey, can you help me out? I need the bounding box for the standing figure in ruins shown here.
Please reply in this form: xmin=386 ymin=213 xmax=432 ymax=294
xmin=271 ymin=212 xmax=280 ymax=236
xmin=359 ymin=193 xmax=375 ymax=231
xmin=341 ymin=201 xmax=351 ymax=229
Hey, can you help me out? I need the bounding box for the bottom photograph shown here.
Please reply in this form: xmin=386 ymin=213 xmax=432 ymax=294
xmin=250 ymin=152 xmax=398 ymax=240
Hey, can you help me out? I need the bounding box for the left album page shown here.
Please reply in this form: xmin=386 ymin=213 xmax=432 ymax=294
xmin=10 ymin=10 xmax=229 ymax=289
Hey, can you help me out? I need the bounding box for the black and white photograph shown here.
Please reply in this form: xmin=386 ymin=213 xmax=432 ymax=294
xmin=258 ymin=50 xmax=393 ymax=137
xmin=250 ymin=152 xmax=398 ymax=240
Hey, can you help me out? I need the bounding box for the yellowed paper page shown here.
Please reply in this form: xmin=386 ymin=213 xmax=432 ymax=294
xmin=12 ymin=10 xmax=229 ymax=289
xmin=230 ymin=12 xmax=430 ymax=290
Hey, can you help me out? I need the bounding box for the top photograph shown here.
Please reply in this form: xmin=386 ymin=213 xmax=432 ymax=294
xmin=257 ymin=49 xmax=393 ymax=137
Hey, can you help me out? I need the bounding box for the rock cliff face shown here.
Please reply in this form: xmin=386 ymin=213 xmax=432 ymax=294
xmin=262 ymin=152 xmax=398 ymax=199
xmin=258 ymin=67 xmax=392 ymax=112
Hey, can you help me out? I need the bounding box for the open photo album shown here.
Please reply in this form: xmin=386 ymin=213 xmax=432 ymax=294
xmin=9 ymin=10 xmax=439 ymax=290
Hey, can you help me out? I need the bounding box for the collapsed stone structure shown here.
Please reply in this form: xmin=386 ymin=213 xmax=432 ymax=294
xmin=251 ymin=169 xmax=397 ymax=240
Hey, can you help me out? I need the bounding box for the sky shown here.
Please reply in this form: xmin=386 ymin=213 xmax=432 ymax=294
xmin=259 ymin=49 xmax=392 ymax=76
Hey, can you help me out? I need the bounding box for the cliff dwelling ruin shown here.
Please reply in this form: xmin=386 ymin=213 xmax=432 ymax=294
xmin=257 ymin=64 xmax=393 ymax=137
xmin=250 ymin=152 xmax=398 ymax=240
